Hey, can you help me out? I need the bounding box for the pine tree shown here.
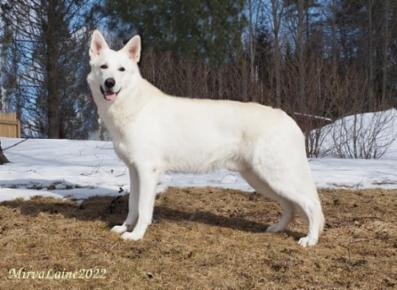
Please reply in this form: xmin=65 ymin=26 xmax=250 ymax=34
xmin=104 ymin=0 xmax=246 ymax=65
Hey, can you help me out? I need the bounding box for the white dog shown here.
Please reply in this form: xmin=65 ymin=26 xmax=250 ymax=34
xmin=87 ymin=30 xmax=325 ymax=247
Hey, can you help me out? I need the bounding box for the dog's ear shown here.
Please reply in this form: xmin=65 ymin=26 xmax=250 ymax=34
xmin=89 ymin=30 xmax=109 ymax=59
xmin=121 ymin=35 xmax=141 ymax=63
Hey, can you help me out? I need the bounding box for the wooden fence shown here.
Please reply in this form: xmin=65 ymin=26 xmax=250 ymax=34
xmin=0 ymin=113 xmax=21 ymax=138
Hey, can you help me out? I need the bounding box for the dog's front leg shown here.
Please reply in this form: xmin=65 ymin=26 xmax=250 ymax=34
xmin=121 ymin=166 xmax=159 ymax=241
xmin=111 ymin=165 xmax=139 ymax=234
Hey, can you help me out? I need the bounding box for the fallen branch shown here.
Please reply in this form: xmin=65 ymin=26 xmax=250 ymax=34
xmin=3 ymin=138 xmax=29 ymax=151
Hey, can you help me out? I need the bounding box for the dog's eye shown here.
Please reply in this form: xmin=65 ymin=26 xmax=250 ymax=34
xmin=119 ymin=67 xmax=125 ymax=72
xmin=100 ymin=64 xmax=108 ymax=69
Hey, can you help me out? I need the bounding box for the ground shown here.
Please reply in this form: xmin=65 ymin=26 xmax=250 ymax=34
xmin=0 ymin=187 xmax=395 ymax=289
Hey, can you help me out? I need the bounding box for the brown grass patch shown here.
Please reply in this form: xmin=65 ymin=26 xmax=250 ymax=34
xmin=0 ymin=188 xmax=396 ymax=289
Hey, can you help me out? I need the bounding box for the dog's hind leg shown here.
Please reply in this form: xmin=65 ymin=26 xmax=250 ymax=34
xmin=249 ymin=161 xmax=324 ymax=247
xmin=266 ymin=198 xmax=295 ymax=233
xmin=241 ymin=170 xmax=295 ymax=233
xmin=111 ymin=165 xmax=139 ymax=234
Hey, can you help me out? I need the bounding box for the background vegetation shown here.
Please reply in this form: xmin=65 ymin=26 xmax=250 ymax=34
xmin=0 ymin=0 xmax=396 ymax=144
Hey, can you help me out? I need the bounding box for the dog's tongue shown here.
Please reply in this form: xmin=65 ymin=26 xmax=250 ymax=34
xmin=104 ymin=92 xmax=117 ymax=101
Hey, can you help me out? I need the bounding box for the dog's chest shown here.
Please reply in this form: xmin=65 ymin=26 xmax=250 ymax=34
xmin=113 ymin=140 xmax=131 ymax=163
xmin=108 ymin=123 xmax=136 ymax=163
xmin=100 ymin=110 xmax=137 ymax=163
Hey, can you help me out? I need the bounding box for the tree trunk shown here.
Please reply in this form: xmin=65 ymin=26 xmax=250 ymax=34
xmin=248 ymin=0 xmax=255 ymax=83
xmin=330 ymin=0 xmax=338 ymax=77
xmin=241 ymin=59 xmax=248 ymax=101
xmin=367 ymin=0 xmax=374 ymax=110
xmin=271 ymin=0 xmax=283 ymax=107
xmin=382 ymin=0 xmax=390 ymax=105
xmin=186 ymin=59 xmax=193 ymax=97
xmin=46 ymin=0 xmax=60 ymax=138
xmin=0 ymin=141 xmax=9 ymax=164
xmin=297 ymin=0 xmax=306 ymax=111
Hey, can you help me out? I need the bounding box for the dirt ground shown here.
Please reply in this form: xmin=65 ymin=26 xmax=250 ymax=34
xmin=0 ymin=187 xmax=396 ymax=290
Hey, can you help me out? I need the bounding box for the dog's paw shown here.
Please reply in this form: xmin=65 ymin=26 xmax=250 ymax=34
xmin=121 ymin=231 xmax=144 ymax=241
xmin=266 ymin=223 xmax=286 ymax=233
xmin=298 ymin=236 xmax=317 ymax=247
xmin=111 ymin=224 xmax=128 ymax=234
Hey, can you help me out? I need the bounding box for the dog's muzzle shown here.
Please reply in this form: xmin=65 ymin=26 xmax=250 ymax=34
xmin=100 ymin=86 xmax=120 ymax=101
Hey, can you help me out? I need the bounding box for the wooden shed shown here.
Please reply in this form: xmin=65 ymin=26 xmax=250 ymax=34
xmin=0 ymin=112 xmax=21 ymax=138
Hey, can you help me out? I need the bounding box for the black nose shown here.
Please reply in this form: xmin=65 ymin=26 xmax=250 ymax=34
xmin=104 ymin=78 xmax=115 ymax=89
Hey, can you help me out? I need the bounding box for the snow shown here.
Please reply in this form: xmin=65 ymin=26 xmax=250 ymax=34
xmin=0 ymin=138 xmax=254 ymax=202
xmin=310 ymin=158 xmax=397 ymax=189
xmin=0 ymin=188 xmax=64 ymax=201
xmin=1 ymin=109 xmax=396 ymax=202
xmin=315 ymin=108 xmax=397 ymax=159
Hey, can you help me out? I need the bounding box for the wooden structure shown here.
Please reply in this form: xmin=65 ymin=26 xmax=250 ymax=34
xmin=0 ymin=113 xmax=21 ymax=138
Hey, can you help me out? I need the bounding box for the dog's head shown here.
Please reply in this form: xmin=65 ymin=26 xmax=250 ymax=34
xmin=87 ymin=30 xmax=141 ymax=102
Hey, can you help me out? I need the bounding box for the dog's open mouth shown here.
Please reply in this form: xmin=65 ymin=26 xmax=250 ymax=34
xmin=100 ymin=86 xmax=121 ymax=101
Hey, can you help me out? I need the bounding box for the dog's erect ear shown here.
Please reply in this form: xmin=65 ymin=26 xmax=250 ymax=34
xmin=121 ymin=35 xmax=141 ymax=63
xmin=89 ymin=30 xmax=109 ymax=59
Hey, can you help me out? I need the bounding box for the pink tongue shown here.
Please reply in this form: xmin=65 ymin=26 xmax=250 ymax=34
xmin=105 ymin=93 xmax=117 ymax=101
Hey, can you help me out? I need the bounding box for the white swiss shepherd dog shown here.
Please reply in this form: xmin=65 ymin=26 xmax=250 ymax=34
xmin=87 ymin=30 xmax=325 ymax=247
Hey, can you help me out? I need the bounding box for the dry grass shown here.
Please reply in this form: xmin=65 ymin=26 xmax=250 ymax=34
xmin=0 ymin=187 xmax=396 ymax=289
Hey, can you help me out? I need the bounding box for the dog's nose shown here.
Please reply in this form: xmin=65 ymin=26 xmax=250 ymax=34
xmin=104 ymin=78 xmax=115 ymax=89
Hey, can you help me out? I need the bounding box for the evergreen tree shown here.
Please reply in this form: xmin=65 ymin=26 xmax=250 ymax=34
xmin=104 ymin=0 xmax=246 ymax=65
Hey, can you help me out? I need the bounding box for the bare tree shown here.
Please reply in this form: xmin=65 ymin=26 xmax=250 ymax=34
xmin=270 ymin=0 xmax=284 ymax=107
xmin=1 ymin=0 xmax=98 ymax=138
xmin=381 ymin=0 xmax=390 ymax=105
xmin=45 ymin=0 xmax=61 ymax=138
xmin=367 ymin=0 xmax=375 ymax=109
xmin=297 ymin=0 xmax=306 ymax=110
xmin=329 ymin=110 xmax=397 ymax=159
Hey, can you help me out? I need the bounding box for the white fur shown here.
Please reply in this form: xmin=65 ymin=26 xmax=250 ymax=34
xmin=87 ymin=30 xmax=325 ymax=247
